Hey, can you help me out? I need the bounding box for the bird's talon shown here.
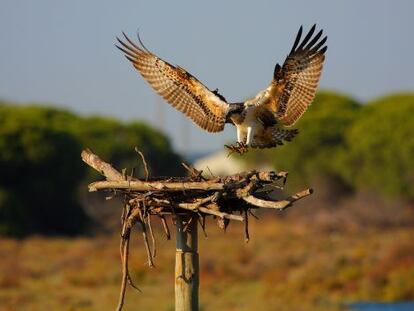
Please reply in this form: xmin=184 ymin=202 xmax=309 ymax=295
xmin=225 ymin=142 xmax=249 ymax=156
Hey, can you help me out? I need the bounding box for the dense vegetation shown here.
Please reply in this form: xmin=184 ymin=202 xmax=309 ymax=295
xmin=0 ymin=103 xmax=182 ymax=236
xmin=1 ymin=92 xmax=413 ymax=236
xmin=242 ymin=92 xmax=414 ymax=201
xmin=341 ymin=94 xmax=414 ymax=199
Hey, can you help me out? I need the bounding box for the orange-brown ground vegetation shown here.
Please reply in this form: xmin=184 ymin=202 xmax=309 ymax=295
xmin=0 ymin=215 xmax=414 ymax=311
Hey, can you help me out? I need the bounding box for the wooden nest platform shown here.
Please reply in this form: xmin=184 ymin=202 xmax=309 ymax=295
xmin=81 ymin=148 xmax=313 ymax=311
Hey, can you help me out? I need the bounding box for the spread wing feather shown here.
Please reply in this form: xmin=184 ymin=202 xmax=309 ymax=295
xmin=116 ymin=33 xmax=229 ymax=132
xmin=263 ymin=25 xmax=327 ymax=126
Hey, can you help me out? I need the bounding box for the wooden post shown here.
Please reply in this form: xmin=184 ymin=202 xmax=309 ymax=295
xmin=175 ymin=214 xmax=199 ymax=311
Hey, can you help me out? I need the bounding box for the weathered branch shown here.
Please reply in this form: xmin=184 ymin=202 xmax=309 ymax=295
xmin=243 ymin=188 xmax=313 ymax=210
xmin=81 ymin=149 xmax=125 ymax=182
xmin=88 ymin=180 xmax=224 ymax=192
xmin=197 ymin=206 xmax=244 ymax=222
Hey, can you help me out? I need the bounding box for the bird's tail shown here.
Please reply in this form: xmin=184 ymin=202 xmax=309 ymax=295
xmin=272 ymin=128 xmax=298 ymax=144
xmin=251 ymin=127 xmax=299 ymax=149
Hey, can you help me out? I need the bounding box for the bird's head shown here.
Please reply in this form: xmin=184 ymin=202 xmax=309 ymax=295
xmin=228 ymin=102 xmax=244 ymax=114
xmin=226 ymin=102 xmax=245 ymax=123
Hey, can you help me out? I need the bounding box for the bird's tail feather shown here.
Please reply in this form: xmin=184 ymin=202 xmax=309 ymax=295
xmin=251 ymin=128 xmax=299 ymax=149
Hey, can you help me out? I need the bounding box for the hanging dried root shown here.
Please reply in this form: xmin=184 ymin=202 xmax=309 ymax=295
xmin=198 ymin=215 xmax=208 ymax=237
xmin=147 ymin=215 xmax=156 ymax=259
xmin=244 ymin=209 xmax=250 ymax=243
xmin=160 ymin=215 xmax=171 ymax=240
xmin=137 ymin=208 xmax=155 ymax=268
xmin=116 ymin=233 xmax=129 ymax=311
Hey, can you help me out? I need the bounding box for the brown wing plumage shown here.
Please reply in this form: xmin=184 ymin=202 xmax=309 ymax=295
xmin=265 ymin=25 xmax=327 ymax=126
xmin=116 ymin=33 xmax=229 ymax=133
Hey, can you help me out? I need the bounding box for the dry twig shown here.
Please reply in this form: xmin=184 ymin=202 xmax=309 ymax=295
xmin=135 ymin=147 xmax=150 ymax=181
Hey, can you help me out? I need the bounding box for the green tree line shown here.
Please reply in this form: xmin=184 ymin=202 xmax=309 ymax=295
xmin=0 ymin=103 xmax=182 ymax=236
xmin=1 ymin=92 xmax=413 ymax=235
xmin=242 ymin=92 xmax=414 ymax=200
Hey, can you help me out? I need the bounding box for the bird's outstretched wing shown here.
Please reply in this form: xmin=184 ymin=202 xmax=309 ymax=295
xmin=116 ymin=33 xmax=229 ymax=133
xmin=261 ymin=25 xmax=327 ymax=126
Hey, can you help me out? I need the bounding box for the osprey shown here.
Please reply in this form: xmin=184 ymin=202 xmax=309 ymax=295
xmin=116 ymin=25 xmax=327 ymax=154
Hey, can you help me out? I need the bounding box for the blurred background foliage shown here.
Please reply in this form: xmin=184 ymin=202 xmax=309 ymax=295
xmin=0 ymin=92 xmax=414 ymax=237
xmin=340 ymin=94 xmax=414 ymax=199
xmin=0 ymin=103 xmax=182 ymax=236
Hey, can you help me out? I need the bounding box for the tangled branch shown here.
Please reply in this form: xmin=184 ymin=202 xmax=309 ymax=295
xmin=81 ymin=148 xmax=313 ymax=310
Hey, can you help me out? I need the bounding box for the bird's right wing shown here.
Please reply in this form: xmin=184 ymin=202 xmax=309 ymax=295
xmin=116 ymin=33 xmax=229 ymax=133
xmin=257 ymin=25 xmax=327 ymax=126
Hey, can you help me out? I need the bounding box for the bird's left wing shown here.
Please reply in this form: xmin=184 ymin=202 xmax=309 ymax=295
xmin=116 ymin=33 xmax=229 ymax=133
xmin=258 ymin=25 xmax=327 ymax=126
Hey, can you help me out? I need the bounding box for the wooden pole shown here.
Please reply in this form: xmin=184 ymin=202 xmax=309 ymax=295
xmin=175 ymin=215 xmax=199 ymax=311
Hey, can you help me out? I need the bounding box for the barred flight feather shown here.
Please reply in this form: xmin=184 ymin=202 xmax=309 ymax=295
xmin=116 ymin=33 xmax=228 ymax=133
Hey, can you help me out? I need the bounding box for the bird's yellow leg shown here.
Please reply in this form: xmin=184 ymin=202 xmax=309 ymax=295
xmin=225 ymin=126 xmax=249 ymax=156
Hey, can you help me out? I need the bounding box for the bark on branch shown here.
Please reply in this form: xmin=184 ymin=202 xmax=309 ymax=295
xmin=81 ymin=149 xmax=124 ymax=181
xmin=88 ymin=180 xmax=224 ymax=192
xmin=243 ymin=189 xmax=313 ymax=210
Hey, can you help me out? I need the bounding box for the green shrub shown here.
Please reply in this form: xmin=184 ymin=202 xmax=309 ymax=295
xmin=0 ymin=106 xmax=87 ymax=236
xmin=0 ymin=103 xmax=182 ymax=236
xmin=339 ymin=94 xmax=414 ymax=198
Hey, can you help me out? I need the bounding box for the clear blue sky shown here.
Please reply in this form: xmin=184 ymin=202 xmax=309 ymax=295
xmin=1 ymin=0 xmax=413 ymax=153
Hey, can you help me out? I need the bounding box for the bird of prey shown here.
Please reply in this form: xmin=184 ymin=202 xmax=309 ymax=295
xmin=116 ymin=25 xmax=327 ymax=154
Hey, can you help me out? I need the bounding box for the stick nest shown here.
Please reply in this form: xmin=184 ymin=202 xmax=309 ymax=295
xmin=81 ymin=148 xmax=313 ymax=310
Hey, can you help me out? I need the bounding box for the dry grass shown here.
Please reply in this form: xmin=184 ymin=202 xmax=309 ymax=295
xmin=0 ymin=216 xmax=413 ymax=311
